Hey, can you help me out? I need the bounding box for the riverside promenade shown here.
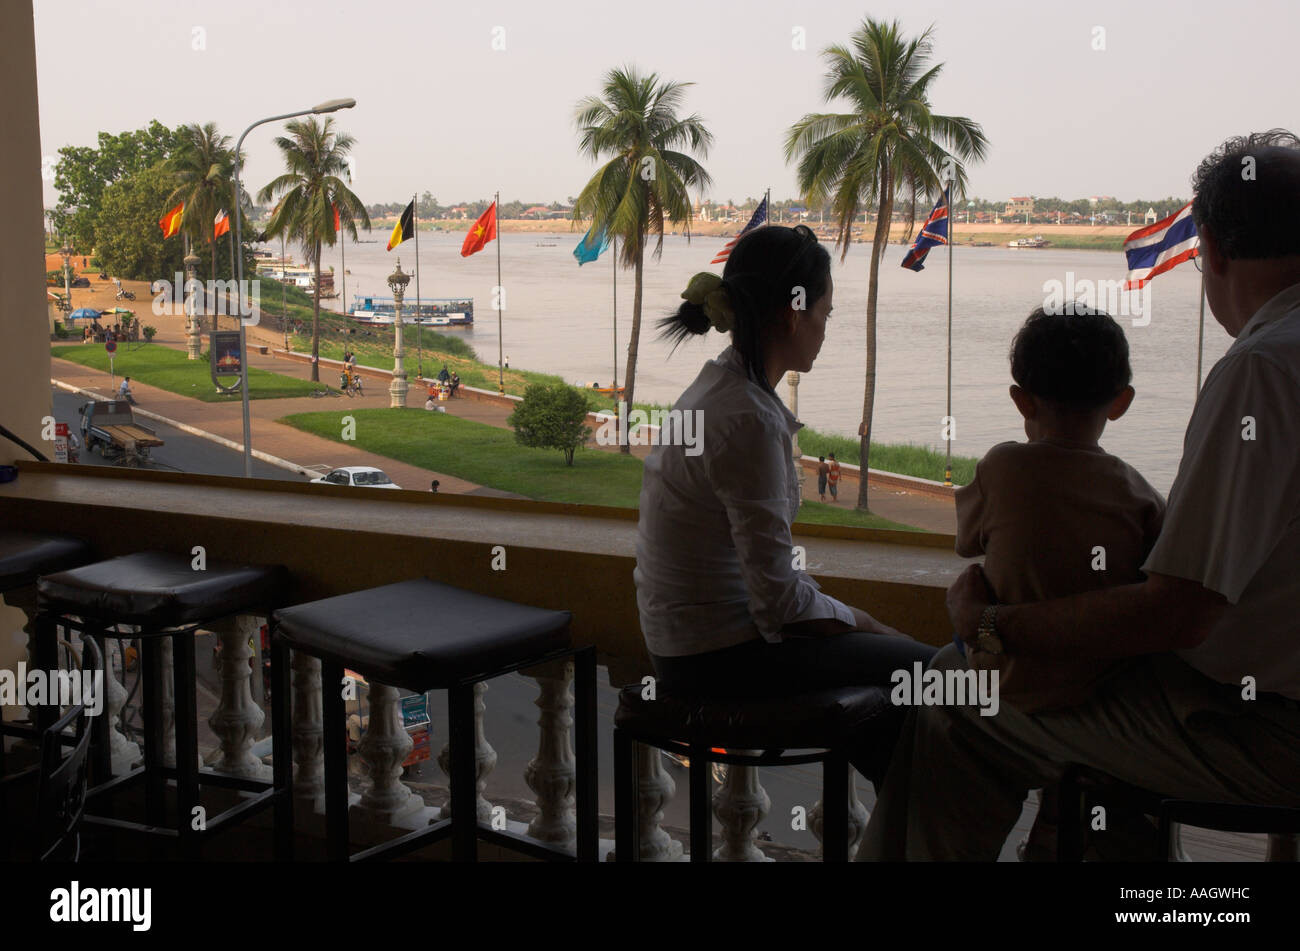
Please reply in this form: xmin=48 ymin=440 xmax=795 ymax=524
xmin=47 ymin=270 xmax=957 ymax=532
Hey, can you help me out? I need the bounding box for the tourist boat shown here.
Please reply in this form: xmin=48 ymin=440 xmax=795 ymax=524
xmin=256 ymin=263 xmax=336 ymax=297
xmin=349 ymin=294 xmax=474 ymax=327
xmin=1008 ymin=235 xmax=1049 ymax=249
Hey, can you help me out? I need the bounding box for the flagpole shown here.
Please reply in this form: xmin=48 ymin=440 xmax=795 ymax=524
xmin=413 ymin=193 xmax=423 ymax=379
xmin=612 ymin=234 xmax=618 ymax=393
xmin=496 ymin=190 xmax=504 ymax=394
xmin=945 ymin=176 xmax=954 ymax=487
xmin=1196 ymin=266 xmax=1206 ymax=395
xmin=340 ymin=211 xmax=346 ymax=320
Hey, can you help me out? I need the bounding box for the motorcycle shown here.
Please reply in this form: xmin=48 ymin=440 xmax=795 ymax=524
xmin=116 ymin=288 xmax=136 ymax=301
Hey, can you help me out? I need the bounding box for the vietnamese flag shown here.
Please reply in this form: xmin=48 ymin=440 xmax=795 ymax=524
xmin=333 ymin=203 xmax=341 ymax=234
xmin=159 ymin=202 xmax=185 ymax=239
xmin=460 ymin=202 xmax=497 ymax=257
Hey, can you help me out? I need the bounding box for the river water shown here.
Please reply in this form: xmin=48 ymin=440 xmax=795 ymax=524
xmin=287 ymin=230 xmax=1228 ymax=494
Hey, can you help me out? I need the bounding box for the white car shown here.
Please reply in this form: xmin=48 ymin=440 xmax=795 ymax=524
xmin=311 ymin=466 xmax=401 ymax=489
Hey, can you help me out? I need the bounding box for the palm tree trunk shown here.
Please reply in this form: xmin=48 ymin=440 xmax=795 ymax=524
xmin=857 ymin=171 xmax=894 ymax=512
xmin=620 ymin=240 xmax=645 ymax=455
xmin=311 ymin=242 xmax=321 ymax=383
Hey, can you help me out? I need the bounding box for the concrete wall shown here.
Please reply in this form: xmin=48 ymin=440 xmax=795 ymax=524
xmin=1 ymin=1 xmax=48 ymax=674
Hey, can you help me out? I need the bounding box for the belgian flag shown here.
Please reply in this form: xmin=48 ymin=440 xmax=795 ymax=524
xmin=387 ymin=200 xmax=414 ymax=251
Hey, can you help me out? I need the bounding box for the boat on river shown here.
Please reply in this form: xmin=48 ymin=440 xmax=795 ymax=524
xmin=349 ymin=294 xmax=474 ymax=327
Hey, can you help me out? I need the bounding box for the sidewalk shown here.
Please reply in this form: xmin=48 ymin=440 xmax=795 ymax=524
xmin=52 ymin=299 xmax=957 ymax=532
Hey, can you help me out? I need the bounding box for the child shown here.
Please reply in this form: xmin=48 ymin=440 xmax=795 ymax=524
xmin=827 ymin=452 xmax=840 ymax=501
xmin=955 ymin=305 xmax=1166 ymax=857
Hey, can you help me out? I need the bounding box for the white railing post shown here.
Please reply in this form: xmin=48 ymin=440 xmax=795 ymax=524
xmin=524 ymin=659 xmax=576 ymax=846
xmin=711 ymin=759 xmax=771 ymax=862
xmin=809 ymin=771 xmax=869 ymax=859
xmin=437 ymin=681 xmax=496 ymax=821
xmin=290 ymin=651 xmax=324 ymax=803
xmin=207 ymin=615 xmax=270 ymax=780
xmin=352 ymin=681 xmax=420 ymax=823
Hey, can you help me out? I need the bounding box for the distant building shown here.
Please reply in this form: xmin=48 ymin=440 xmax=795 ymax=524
xmin=1006 ymin=196 xmax=1034 ymax=217
xmin=1145 ymin=207 xmax=1158 ymax=223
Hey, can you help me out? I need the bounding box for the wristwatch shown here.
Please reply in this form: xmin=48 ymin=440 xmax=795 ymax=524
xmin=975 ymin=604 xmax=1004 ymax=655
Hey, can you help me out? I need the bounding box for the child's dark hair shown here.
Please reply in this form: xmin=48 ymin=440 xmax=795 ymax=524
xmin=658 ymin=224 xmax=831 ymax=390
xmin=1009 ymin=306 xmax=1132 ymax=411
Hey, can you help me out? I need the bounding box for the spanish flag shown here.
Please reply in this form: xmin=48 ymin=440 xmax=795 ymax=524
xmin=387 ymin=200 xmax=414 ymax=251
xmin=159 ymin=202 xmax=185 ymax=239
xmin=460 ymin=202 xmax=496 ymax=257
xmin=214 ymin=209 xmax=230 ymax=239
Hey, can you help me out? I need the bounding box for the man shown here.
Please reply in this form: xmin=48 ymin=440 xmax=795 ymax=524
xmin=817 ymin=455 xmax=829 ymax=502
xmin=859 ymin=130 xmax=1300 ymax=861
xmin=437 ymin=363 xmax=450 ymax=384
xmin=118 ymin=376 xmax=135 ymax=404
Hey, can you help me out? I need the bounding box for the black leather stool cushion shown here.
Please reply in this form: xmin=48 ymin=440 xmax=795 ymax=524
xmin=37 ymin=551 xmax=285 ymax=627
xmin=615 ymin=684 xmax=892 ymax=750
xmin=0 ymin=531 xmax=93 ymax=593
xmin=272 ymin=578 xmax=572 ymax=690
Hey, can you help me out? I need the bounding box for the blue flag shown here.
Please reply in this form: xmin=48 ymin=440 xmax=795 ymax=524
xmin=901 ymin=188 xmax=950 ymax=272
xmin=573 ymin=224 xmax=611 ymax=265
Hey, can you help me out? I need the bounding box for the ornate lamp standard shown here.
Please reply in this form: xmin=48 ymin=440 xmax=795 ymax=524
xmin=59 ymin=241 xmax=73 ymax=311
xmin=387 ymin=260 xmax=410 ymax=408
xmin=184 ymin=249 xmax=202 ymax=359
xmin=786 ymin=371 xmax=805 ymax=503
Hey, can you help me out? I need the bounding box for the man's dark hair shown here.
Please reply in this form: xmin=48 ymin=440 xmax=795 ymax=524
xmin=1009 ymin=306 xmax=1131 ymax=412
xmin=1191 ymin=129 xmax=1300 ymax=259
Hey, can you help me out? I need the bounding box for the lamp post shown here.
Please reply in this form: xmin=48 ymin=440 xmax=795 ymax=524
xmin=232 ymin=97 xmax=356 ymax=477
xmin=184 ymin=249 xmax=202 ymax=359
xmin=786 ymin=371 xmax=804 ymax=504
xmin=59 ymin=241 xmax=72 ymax=311
xmin=387 ymin=260 xmax=410 ymax=408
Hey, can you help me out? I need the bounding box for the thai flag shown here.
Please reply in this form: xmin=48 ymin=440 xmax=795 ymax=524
xmin=1123 ymin=202 xmax=1198 ymax=290
xmin=711 ymin=196 xmax=768 ymax=264
xmin=901 ymin=188 xmax=949 ymax=272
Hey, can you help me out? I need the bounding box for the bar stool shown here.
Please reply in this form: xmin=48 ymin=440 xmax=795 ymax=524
xmin=0 ymin=531 xmax=95 ymax=776
xmin=35 ymin=550 xmax=286 ymax=858
xmin=614 ymin=684 xmax=891 ymax=861
xmin=270 ymin=577 xmax=597 ymax=862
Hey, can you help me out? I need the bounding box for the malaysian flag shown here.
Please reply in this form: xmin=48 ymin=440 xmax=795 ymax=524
xmin=901 ymin=188 xmax=949 ymax=271
xmin=1123 ymin=202 xmax=1198 ymax=290
xmin=711 ymin=196 xmax=768 ymax=264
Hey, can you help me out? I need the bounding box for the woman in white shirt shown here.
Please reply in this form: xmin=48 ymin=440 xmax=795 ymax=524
xmin=633 ymin=225 xmax=935 ymax=787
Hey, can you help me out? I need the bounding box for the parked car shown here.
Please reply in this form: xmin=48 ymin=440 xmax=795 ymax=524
xmin=70 ymin=276 xmax=90 ymax=288
xmin=311 ymin=466 xmax=401 ymax=489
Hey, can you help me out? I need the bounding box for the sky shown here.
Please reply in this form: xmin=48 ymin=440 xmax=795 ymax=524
xmin=32 ymin=0 xmax=1300 ymax=210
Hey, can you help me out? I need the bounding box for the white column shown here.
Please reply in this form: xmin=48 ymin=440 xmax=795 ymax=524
xmin=786 ymin=371 xmax=805 ymax=501
xmin=437 ymin=681 xmax=497 ymax=822
xmin=632 ymin=744 xmax=683 ymax=861
xmin=711 ymin=759 xmax=772 ymax=862
xmin=290 ymin=651 xmax=324 ymax=803
xmin=809 ymin=771 xmax=870 ymax=859
xmin=352 ymin=682 xmax=420 ymax=823
xmin=206 ymin=615 xmax=270 ymax=780
xmin=102 ymin=636 xmax=142 ymax=773
xmin=524 ymin=660 xmax=576 ymax=846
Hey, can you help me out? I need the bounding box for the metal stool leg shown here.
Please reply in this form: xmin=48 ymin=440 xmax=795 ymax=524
xmin=87 ymin=631 xmax=113 ymax=788
xmin=449 ymin=680 xmax=478 ymax=861
xmin=574 ymin=646 xmax=598 ymax=862
xmin=31 ymin=614 xmax=60 ymax=734
xmin=1057 ymin=771 xmax=1085 ymax=862
xmin=140 ymin=637 xmax=166 ymax=830
xmin=823 ymin=753 xmax=849 ymax=862
xmin=270 ymin=636 xmax=294 ymax=861
xmin=172 ymin=629 xmax=201 ymax=859
xmin=321 ymin=659 xmax=349 ymax=862
xmin=689 ymin=742 xmax=711 ymax=862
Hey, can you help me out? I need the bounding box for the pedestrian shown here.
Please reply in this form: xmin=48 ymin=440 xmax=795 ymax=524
xmin=437 ymin=363 xmax=450 ymax=384
xmin=118 ymin=376 xmax=135 ymax=404
xmin=827 ymin=452 xmax=840 ymax=501
xmin=816 ymin=455 xmax=829 ymax=502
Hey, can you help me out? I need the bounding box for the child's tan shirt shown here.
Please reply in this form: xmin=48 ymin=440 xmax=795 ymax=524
xmin=955 ymin=440 xmax=1166 ymax=711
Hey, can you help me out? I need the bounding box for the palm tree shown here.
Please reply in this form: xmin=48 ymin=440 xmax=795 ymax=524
xmin=572 ymin=66 xmax=713 ymax=452
xmin=257 ymin=117 xmax=370 ymax=381
xmin=785 ymin=18 xmax=988 ymax=511
xmin=165 ymin=123 xmax=239 ymax=284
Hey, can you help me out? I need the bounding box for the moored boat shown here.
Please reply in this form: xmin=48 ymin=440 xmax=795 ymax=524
xmin=350 ymin=294 xmax=474 ymax=327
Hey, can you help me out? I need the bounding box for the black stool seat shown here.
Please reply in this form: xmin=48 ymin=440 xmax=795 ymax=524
xmin=0 ymin=531 xmax=92 ymax=592
xmin=37 ymin=551 xmax=284 ymax=626
xmin=615 ymin=684 xmax=891 ymax=750
xmin=272 ymin=578 xmax=572 ymax=688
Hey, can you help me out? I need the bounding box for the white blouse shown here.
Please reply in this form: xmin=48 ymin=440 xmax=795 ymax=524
xmin=634 ymin=346 xmax=856 ymax=657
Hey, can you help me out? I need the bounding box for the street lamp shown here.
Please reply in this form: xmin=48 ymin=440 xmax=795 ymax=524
xmin=387 ymin=260 xmax=410 ymax=408
xmin=231 ymin=97 xmax=356 ymax=477
xmin=59 ymin=241 xmax=73 ymax=311
xmin=184 ymin=250 xmax=202 ymax=359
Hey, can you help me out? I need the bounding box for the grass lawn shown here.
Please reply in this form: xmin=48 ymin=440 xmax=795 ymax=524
xmin=51 ymin=343 xmax=336 ymax=402
xmin=279 ymin=407 xmax=925 ymax=531
xmin=798 ymin=427 xmax=977 ymax=486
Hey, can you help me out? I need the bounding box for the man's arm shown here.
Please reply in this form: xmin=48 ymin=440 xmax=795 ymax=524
xmin=947 ymin=564 xmax=1227 ymax=660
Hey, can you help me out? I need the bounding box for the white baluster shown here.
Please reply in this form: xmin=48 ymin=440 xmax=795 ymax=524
xmin=524 ymin=660 xmax=575 ymax=846
xmin=102 ymin=636 xmax=142 ymax=773
xmin=206 ymin=616 xmax=270 ymax=780
xmin=157 ymin=634 xmax=201 ymax=770
xmin=809 ymin=770 xmax=870 ymax=859
xmin=633 ymin=744 xmax=683 ymax=861
xmin=437 ymin=681 xmax=497 ymax=822
xmin=352 ymin=682 xmax=419 ymax=823
xmin=711 ymin=758 xmax=772 ymax=862
xmin=290 ymin=651 xmax=324 ymax=803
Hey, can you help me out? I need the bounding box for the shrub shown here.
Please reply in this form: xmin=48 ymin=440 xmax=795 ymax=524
xmin=53 ymin=321 xmax=69 ymax=339
xmin=507 ymin=382 xmax=591 ymax=466
xmin=142 ymin=325 xmax=157 ymax=341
